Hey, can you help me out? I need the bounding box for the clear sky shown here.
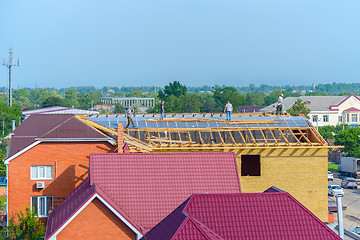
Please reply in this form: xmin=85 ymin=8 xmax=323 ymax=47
xmin=1 ymin=0 xmax=360 ymax=89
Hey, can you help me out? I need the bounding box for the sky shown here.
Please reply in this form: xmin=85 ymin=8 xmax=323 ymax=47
xmin=1 ymin=0 xmax=360 ymax=89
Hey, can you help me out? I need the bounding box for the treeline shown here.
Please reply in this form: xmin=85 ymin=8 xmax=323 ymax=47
xmin=3 ymin=82 xmax=360 ymax=95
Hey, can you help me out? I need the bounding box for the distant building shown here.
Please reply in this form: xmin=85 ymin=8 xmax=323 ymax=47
xmin=237 ymin=105 xmax=263 ymax=113
xmin=96 ymin=97 xmax=155 ymax=113
xmin=22 ymin=106 xmax=99 ymax=118
xmin=261 ymin=94 xmax=360 ymax=127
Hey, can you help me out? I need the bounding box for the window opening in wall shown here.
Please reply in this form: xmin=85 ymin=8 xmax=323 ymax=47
xmin=241 ymin=155 xmax=260 ymax=176
xmin=312 ymin=115 xmax=318 ymax=122
xmin=31 ymin=166 xmax=53 ymax=180
xmin=338 ymin=116 xmax=343 ymax=123
xmin=31 ymin=196 xmax=53 ymax=217
xmin=351 ymin=114 xmax=358 ymax=122
xmin=323 ymin=115 xmax=329 ymax=122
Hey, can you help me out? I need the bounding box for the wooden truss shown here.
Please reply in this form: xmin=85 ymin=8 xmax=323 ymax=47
xmin=77 ymin=115 xmax=332 ymax=150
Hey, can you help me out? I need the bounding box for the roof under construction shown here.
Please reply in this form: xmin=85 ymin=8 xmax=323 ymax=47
xmin=77 ymin=112 xmax=330 ymax=151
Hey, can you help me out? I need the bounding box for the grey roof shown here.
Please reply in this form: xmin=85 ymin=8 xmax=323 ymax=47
xmin=261 ymin=96 xmax=347 ymax=112
xmin=22 ymin=106 xmax=99 ymax=116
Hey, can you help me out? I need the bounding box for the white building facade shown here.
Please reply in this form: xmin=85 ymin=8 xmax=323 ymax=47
xmin=261 ymin=94 xmax=360 ymax=127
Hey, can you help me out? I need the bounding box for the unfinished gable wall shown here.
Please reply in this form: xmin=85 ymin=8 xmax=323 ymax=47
xmin=235 ymin=147 xmax=328 ymax=222
xmin=56 ymin=198 xmax=136 ymax=240
xmin=154 ymin=147 xmax=328 ymax=222
xmin=7 ymin=142 xmax=115 ymax=224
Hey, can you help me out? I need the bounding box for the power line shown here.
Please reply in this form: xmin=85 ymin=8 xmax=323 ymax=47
xmin=2 ymin=48 xmax=20 ymax=106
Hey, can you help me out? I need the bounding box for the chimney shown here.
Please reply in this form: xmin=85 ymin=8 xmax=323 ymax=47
xmin=117 ymin=123 xmax=124 ymax=153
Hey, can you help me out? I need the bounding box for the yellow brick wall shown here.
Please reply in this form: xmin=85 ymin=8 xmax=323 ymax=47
xmin=234 ymin=148 xmax=328 ymax=222
xmin=154 ymin=147 xmax=328 ymax=222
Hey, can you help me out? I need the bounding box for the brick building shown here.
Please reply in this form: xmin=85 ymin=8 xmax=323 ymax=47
xmin=4 ymin=114 xmax=116 ymax=225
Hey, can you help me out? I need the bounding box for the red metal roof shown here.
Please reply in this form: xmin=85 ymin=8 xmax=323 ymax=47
xmin=45 ymin=152 xmax=241 ymax=238
xmin=343 ymin=107 xmax=360 ymax=112
xmin=142 ymin=193 xmax=341 ymax=240
xmin=45 ymin=179 xmax=143 ymax=240
xmin=8 ymin=114 xmax=108 ymax=157
xmin=89 ymin=152 xmax=241 ymax=233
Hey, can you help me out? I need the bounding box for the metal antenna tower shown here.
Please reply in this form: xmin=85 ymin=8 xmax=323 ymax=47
xmin=2 ymin=48 xmax=20 ymax=106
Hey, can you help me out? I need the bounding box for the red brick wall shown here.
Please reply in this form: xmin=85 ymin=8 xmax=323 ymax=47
xmin=57 ymin=198 xmax=136 ymax=240
xmin=7 ymin=142 xmax=115 ymax=223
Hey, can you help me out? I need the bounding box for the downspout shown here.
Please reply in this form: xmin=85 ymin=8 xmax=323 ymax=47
xmin=6 ymin=163 xmax=8 ymax=227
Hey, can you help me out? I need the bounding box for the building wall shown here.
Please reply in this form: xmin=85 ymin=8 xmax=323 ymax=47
xmin=7 ymin=142 xmax=115 ymax=224
xmin=235 ymin=147 xmax=328 ymax=222
xmin=57 ymin=198 xmax=136 ymax=240
xmin=154 ymin=147 xmax=329 ymax=222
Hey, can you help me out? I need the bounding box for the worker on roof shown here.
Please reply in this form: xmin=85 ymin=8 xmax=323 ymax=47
xmin=224 ymin=101 xmax=233 ymax=120
xmin=160 ymin=101 xmax=165 ymax=120
xmin=276 ymin=94 xmax=284 ymax=115
xmin=125 ymin=107 xmax=136 ymax=128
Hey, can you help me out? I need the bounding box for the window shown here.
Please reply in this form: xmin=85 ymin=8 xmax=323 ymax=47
xmin=352 ymin=114 xmax=358 ymax=122
xmin=31 ymin=196 xmax=53 ymax=217
xmin=312 ymin=115 xmax=318 ymax=122
xmin=346 ymin=114 xmax=350 ymax=123
xmin=31 ymin=166 xmax=53 ymax=180
xmin=338 ymin=116 xmax=343 ymax=123
xmin=241 ymin=155 xmax=260 ymax=176
xmin=323 ymin=115 xmax=329 ymax=122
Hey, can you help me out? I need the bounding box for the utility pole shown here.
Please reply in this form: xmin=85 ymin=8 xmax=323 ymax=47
xmin=2 ymin=48 xmax=20 ymax=106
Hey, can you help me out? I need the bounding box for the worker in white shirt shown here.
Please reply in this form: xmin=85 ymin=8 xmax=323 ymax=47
xmin=224 ymin=101 xmax=233 ymax=120
xmin=125 ymin=108 xmax=136 ymax=128
xmin=276 ymin=94 xmax=284 ymax=115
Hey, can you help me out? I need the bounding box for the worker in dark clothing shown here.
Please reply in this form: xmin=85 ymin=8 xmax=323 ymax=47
xmin=125 ymin=108 xmax=136 ymax=128
xmin=160 ymin=101 xmax=165 ymax=120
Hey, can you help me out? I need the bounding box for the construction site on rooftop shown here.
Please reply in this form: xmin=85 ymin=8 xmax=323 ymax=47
xmin=75 ymin=111 xmax=340 ymax=223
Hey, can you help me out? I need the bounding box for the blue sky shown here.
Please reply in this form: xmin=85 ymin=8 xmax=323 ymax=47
xmin=1 ymin=0 xmax=360 ymax=89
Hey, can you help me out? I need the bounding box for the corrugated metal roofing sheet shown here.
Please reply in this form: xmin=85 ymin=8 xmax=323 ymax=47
xmin=22 ymin=106 xmax=99 ymax=115
xmin=8 ymin=114 xmax=109 ymax=157
xmin=89 ymin=152 xmax=241 ymax=233
xmin=142 ymin=193 xmax=341 ymax=240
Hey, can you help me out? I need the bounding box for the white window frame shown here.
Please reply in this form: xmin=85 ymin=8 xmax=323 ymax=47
xmin=352 ymin=114 xmax=358 ymax=123
xmin=31 ymin=166 xmax=53 ymax=180
xmin=31 ymin=196 xmax=53 ymax=218
xmin=323 ymin=115 xmax=329 ymax=122
xmin=312 ymin=115 xmax=318 ymax=122
xmin=338 ymin=116 xmax=343 ymax=123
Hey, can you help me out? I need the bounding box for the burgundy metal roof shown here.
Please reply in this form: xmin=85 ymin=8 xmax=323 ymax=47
xmin=8 ymin=114 xmax=74 ymax=156
xmin=46 ymin=179 xmax=95 ymax=239
xmin=45 ymin=179 xmax=143 ymax=240
xmin=41 ymin=117 xmax=107 ymax=139
xmin=8 ymin=114 xmax=108 ymax=157
xmin=141 ymin=193 xmax=341 ymax=240
xmin=89 ymin=152 xmax=241 ymax=233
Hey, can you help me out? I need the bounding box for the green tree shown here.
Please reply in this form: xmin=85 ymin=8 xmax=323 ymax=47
xmin=335 ymin=126 xmax=360 ymax=157
xmin=113 ymin=103 xmax=126 ymax=113
xmin=41 ymin=96 xmax=66 ymax=108
xmin=286 ymin=99 xmax=311 ymax=118
xmin=0 ymin=207 xmax=45 ymax=240
xmin=158 ymin=81 xmax=187 ymax=100
xmin=64 ymin=89 xmax=79 ymax=108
